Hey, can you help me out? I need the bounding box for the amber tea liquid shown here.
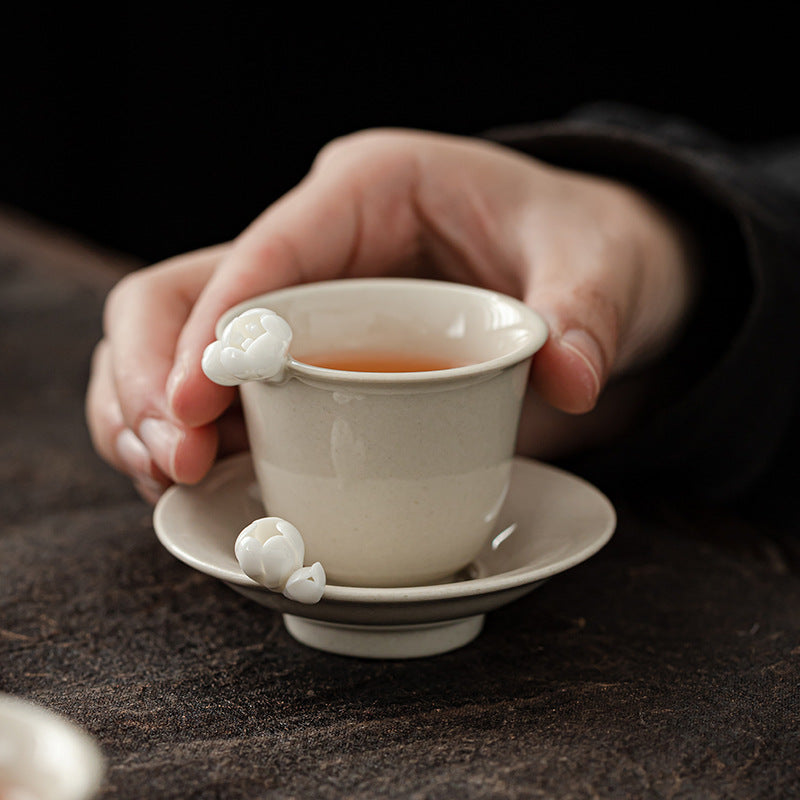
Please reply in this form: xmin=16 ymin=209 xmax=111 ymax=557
xmin=297 ymin=349 xmax=465 ymax=373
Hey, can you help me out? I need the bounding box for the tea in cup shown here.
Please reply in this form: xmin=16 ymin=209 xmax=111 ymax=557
xmin=203 ymin=278 xmax=547 ymax=589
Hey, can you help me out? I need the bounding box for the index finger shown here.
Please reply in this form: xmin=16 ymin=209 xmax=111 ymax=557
xmin=169 ymin=140 xmax=422 ymax=427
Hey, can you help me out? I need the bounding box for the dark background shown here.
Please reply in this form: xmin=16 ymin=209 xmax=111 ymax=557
xmin=3 ymin=6 xmax=797 ymax=262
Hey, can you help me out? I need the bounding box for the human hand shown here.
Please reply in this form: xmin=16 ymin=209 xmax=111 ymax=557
xmin=86 ymin=129 xmax=697 ymax=501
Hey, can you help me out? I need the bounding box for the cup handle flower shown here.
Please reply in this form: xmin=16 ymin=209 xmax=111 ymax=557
xmin=202 ymin=308 xmax=293 ymax=386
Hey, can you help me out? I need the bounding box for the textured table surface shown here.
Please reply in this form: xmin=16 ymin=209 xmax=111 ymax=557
xmin=1 ymin=211 xmax=798 ymax=799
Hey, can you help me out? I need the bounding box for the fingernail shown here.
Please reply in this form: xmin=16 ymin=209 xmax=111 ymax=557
xmin=116 ymin=428 xmax=152 ymax=476
xmin=139 ymin=417 xmax=184 ymax=477
xmin=166 ymin=353 xmax=189 ymax=414
xmin=560 ymin=329 xmax=604 ymax=401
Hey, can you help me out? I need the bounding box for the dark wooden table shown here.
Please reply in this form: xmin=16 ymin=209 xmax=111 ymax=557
xmin=1 ymin=209 xmax=798 ymax=799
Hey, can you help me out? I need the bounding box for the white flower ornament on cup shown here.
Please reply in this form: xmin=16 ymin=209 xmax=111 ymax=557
xmin=202 ymin=307 xmax=292 ymax=386
xmin=203 ymin=308 xmax=325 ymax=604
xmin=235 ymin=517 xmax=327 ymax=604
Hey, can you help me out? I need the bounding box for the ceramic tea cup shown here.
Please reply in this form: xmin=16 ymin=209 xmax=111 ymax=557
xmin=204 ymin=278 xmax=548 ymax=588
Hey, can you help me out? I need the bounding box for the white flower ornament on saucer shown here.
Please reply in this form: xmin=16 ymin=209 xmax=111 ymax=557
xmin=203 ymin=309 xmax=324 ymax=604
xmin=202 ymin=308 xmax=292 ymax=386
xmin=235 ymin=517 xmax=326 ymax=604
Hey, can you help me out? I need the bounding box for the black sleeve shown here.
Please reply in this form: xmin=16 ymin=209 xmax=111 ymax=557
xmin=484 ymin=103 xmax=800 ymax=517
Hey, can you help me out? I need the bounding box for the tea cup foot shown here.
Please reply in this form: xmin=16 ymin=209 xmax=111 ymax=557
xmin=282 ymin=613 xmax=484 ymax=659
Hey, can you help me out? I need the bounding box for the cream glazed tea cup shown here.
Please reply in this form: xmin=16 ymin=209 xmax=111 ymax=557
xmin=202 ymin=278 xmax=548 ymax=595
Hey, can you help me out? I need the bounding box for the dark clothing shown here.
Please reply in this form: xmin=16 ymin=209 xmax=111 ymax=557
xmin=487 ymin=105 xmax=800 ymax=520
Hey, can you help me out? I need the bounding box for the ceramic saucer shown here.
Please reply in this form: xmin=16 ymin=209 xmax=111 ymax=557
xmin=154 ymin=453 xmax=615 ymax=659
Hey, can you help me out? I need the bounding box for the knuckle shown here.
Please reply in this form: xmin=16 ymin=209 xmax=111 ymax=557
xmin=86 ymin=344 xmax=111 ymax=415
xmin=84 ymin=407 xmax=108 ymax=462
xmin=89 ymin=338 xmax=108 ymax=372
xmin=312 ymin=133 xmax=354 ymax=165
xmin=85 ymin=398 xmax=118 ymax=467
xmin=103 ymin=270 xmax=142 ymax=331
xmin=312 ymin=128 xmax=413 ymax=172
xmin=312 ymin=132 xmax=365 ymax=171
xmin=102 ymin=265 xmax=166 ymax=334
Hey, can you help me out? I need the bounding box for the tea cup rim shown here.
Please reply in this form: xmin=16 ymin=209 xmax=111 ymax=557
xmin=214 ymin=278 xmax=548 ymax=384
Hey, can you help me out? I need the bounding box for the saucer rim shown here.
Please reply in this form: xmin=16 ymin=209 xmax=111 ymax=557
xmin=154 ymin=453 xmax=616 ymax=606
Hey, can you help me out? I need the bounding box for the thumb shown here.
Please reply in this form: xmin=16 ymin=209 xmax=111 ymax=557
xmin=522 ymin=232 xmax=629 ymax=414
xmin=526 ymin=208 xmax=695 ymax=416
xmin=528 ymin=298 xmax=614 ymax=415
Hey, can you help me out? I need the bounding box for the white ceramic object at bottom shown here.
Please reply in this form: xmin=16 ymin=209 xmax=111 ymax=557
xmin=153 ymin=453 xmax=616 ymax=659
xmin=0 ymin=694 xmax=105 ymax=800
